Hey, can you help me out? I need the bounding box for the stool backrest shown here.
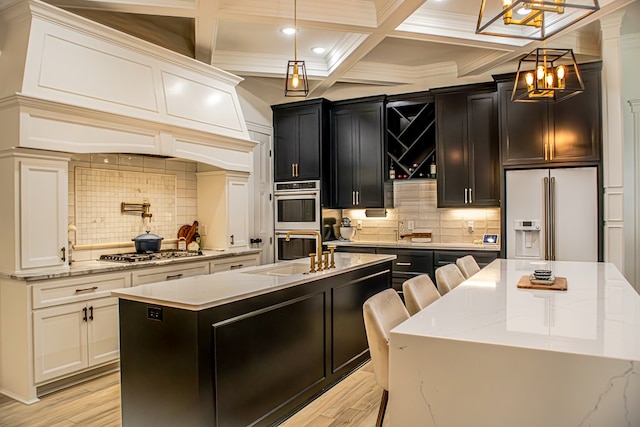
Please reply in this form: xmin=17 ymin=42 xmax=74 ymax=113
xmin=402 ymin=274 xmax=441 ymax=315
xmin=363 ymin=289 xmax=410 ymax=390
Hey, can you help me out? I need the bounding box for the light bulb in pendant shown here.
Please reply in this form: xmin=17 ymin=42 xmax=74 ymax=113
xmin=546 ymin=72 xmax=554 ymax=87
xmin=525 ymin=72 xmax=534 ymax=86
xmin=292 ymin=64 xmax=300 ymax=88
xmin=536 ymin=65 xmax=545 ymax=82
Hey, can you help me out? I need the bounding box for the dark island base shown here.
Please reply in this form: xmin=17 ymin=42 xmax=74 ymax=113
xmin=118 ymin=262 xmax=392 ymax=426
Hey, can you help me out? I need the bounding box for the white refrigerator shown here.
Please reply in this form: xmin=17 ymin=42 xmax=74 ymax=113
xmin=505 ymin=167 xmax=598 ymax=261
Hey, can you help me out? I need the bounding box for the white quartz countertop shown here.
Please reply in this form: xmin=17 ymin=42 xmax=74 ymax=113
xmin=391 ymin=259 xmax=640 ymax=362
xmin=5 ymin=248 xmax=262 ymax=281
xmin=111 ymin=253 xmax=396 ymax=311
xmin=328 ymin=240 xmax=500 ymax=251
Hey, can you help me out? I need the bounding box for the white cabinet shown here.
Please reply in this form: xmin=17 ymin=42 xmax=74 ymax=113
xmin=33 ymin=297 xmax=119 ymax=383
xmin=131 ymin=261 xmax=210 ymax=286
xmin=31 ymin=272 xmax=130 ymax=384
xmin=20 ymin=159 xmax=68 ymax=271
xmin=197 ymin=171 xmax=250 ymax=250
xmin=0 ymin=151 xmax=69 ymax=276
xmin=210 ymin=253 xmax=259 ymax=273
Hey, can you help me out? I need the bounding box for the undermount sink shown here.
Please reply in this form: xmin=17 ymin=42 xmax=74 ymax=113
xmin=245 ymin=263 xmax=312 ymax=276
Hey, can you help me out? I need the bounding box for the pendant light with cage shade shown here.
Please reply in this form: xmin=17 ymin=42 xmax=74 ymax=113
xmin=284 ymin=0 xmax=309 ymax=97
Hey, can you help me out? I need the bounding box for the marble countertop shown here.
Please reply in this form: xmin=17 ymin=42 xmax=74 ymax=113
xmin=392 ymin=259 xmax=640 ymax=362
xmin=5 ymin=247 xmax=262 ymax=281
xmin=111 ymin=252 xmax=396 ymax=311
xmin=327 ymin=240 xmax=501 ymax=251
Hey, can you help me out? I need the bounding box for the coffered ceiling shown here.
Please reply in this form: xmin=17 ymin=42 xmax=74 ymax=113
xmin=44 ymin=0 xmax=637 ymax=103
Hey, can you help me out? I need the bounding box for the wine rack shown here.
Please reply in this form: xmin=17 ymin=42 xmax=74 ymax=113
xmin=386 ymin=94 xmax=436 ymax=180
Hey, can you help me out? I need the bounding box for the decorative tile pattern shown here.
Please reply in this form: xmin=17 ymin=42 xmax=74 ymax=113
xmin=69 ymin=154 xmax=198 ymax=251
xmin=342 ymin=180 xmax=500 ymax=243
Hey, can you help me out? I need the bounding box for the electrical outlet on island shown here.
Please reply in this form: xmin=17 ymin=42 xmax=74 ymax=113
xmin=408 ymin=220 xmax=415 ymax=230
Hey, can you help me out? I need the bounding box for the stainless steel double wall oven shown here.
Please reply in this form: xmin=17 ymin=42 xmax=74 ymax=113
xmin=274 ymin=180 xmax=321 ymax=261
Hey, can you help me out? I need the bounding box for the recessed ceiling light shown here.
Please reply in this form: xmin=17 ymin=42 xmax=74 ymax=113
xmin=281 ymin=27 xmax=297 ymax=35
xmin=311 ymin=47 xmax=326 ymax=54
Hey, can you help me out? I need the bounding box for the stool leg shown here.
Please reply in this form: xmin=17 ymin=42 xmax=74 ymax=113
xmin=375 ymin=389 xmax=389 ymax=427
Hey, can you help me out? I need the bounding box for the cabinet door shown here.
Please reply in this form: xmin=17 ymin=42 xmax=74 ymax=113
xmin=499 ymin=83 xmax=549 ymax=166
xmin=550 ymin=69 xmax=601 ymax=163
xmin=356 ymin=103 xmax=386 ymax=207
xmin=436 ymin=93 xmax=469 ymax=206
xmin=297 ymin=108 xmax=321 ymax=180
xmin=332 ymin=109 xmax=357 ymax=208
xmin=273 ymin=112 xmax=298 ymax=181
xmin=228 ymin=177 xmax=249 ymax=248
xmin=467 ymin=93 xmax=500 ymax=206
xmin=33 ymin=301 xmax=88 ymax=383
xmin=20 ymin=159 xmax=68 ymax=270
xmin=87 ymin=297 xmax=120 ymax=366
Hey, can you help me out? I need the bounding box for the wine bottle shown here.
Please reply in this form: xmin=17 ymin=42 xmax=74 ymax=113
xmin=430 ymin=157 xmax=436 ymax=178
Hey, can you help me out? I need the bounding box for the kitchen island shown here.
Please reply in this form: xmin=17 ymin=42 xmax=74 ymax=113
xmin=389 ymin=259 xmax=640 ymax=427
xmin=111 ymin=252 xmax=394 ymax=427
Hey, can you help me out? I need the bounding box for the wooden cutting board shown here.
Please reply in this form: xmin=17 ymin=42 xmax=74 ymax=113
xmin=517 ymin=275 xmax=567 ymax=291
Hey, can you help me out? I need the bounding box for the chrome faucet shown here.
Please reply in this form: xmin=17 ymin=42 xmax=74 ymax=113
xmin=285 ymin=230 xmax=325 ymax=272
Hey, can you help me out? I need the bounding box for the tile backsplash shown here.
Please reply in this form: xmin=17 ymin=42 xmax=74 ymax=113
xmin=340 ymin=180 xmax=500 ymax=244
xmin=69 ymin=154 xmax=198 ymax=258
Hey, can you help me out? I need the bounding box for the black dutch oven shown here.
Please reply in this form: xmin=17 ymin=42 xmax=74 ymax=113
xmin=132 ymin=231 xmax=164 ymax=253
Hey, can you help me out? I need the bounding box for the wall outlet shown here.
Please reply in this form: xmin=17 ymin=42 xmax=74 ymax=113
xmin=356 ymin=220 xmax=362 ymax=230
xmin=467 ymin=221 xmax=474 ymax=233
xmin=408 ymin=220 xmax=415 ymax=230
xmin=201 ymin=225 xmax=207 ymax=236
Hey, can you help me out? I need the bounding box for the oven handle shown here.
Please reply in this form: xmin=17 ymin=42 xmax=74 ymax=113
xmin=273 ymin=192 xmax=319 ymax=197
xmin=275 ymin=231 xmax=319 ymax=237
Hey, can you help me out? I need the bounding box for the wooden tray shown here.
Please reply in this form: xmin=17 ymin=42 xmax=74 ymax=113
xmin=517 ymin=275 xmax=567 ymax=291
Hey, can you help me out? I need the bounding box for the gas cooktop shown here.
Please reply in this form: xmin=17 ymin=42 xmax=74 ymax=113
xmin=99 ymin=249 xmax=203 ymax=263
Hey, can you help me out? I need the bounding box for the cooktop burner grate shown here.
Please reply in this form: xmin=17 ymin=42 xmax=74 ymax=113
xmin=99 ymin=249 xmax=203 ymax=263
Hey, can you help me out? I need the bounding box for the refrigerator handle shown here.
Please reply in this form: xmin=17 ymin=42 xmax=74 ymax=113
xmin=543 ymin=177 xmax=549 ymax=260
xmin=550 ymin=176 xmax=556 ymax=261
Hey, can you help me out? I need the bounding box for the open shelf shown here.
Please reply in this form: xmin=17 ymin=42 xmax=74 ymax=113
xmin=386 ymin=95 xmax=437 ymax=180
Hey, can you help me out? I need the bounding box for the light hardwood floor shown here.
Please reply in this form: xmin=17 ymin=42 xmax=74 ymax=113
xmin=0 ymin=362 xmax=388 ymax=427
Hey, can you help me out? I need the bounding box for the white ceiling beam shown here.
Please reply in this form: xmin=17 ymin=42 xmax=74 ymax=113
xmin=194 ymin=0 xmax=220 ymax=65
xmin=309 ymin=0 xmax=427 ymax=97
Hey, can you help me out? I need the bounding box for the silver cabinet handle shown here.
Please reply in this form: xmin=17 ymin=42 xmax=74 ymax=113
xmin=166 ymin=273 xmax=183 ymax=280
xmin=295 ymin=163 xmax=299 ymax=177
xmin=291 ymin=163 xmax=295 ymax=177
xmin=396 ymin=262 xmax=411 ymax=266
xmin=75 ymin=286 xmax=99 ymax=294
xmin=352 ymin=191 xmax=355 ymax=206
xmin=469 ymin=187 xmax=472 ymax=204
xmin=464 ymin=188 xmax=468 ymax=204
xmin=356 ymin=191 xmax=360 ymax=205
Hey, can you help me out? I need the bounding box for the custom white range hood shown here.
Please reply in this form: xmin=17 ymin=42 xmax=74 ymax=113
xmin=0 ymin=0 xmax=255 ymax=171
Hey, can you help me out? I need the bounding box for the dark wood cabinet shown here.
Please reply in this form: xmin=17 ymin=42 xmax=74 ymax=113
xmin=499 ymin=62 xmax=602 ymax=166
xmin=435 ymin=83 xmax=499 ymax=207
xmin=272 ymin=98 xmax=330 ymax=181
xmin=118 ymin=262 xmax=392 ymax=427
xmin=330 ymin=96 xmax=392 ymax=208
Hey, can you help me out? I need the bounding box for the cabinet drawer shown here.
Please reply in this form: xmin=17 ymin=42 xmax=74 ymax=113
xmin=132 ymin=261 xmax=210 ymax=286
xmin=32 ymin=272 xmax=131 ymax=309
xmin=433 ymin=250 xmax=498 ymax=269
xmin=376 ymin=248 xmax=433 ymax=274
xmin=210 ymin=254 xmax=259 ymax=273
